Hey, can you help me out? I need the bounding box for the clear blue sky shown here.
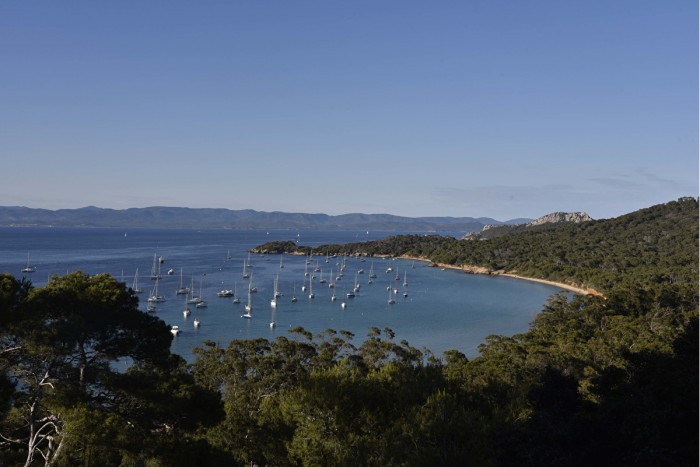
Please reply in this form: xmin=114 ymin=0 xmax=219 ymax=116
xmin=1 ymin=1 xmax=697 ymax=220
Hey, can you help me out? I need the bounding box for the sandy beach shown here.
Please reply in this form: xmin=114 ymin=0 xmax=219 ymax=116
xmin=400 ymin=256 xmax=601 ymax=296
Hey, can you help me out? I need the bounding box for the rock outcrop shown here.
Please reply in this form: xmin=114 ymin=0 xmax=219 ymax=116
xmin=527 ymin=212 xmax=592 ymax=227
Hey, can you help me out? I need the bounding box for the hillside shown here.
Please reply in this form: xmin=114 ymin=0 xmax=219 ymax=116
xmin=257 ymin=197 xmax=699 ymax=294
xmin=0 ymin=205 xmax=527 ymax=232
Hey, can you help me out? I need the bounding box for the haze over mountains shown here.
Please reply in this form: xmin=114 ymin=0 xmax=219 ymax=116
xmin=0 ymin=206 xmax=530 ymax=233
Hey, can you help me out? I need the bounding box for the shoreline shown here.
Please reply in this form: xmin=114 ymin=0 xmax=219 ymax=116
xmin=398 ymin=255 xmax=601 ymax=296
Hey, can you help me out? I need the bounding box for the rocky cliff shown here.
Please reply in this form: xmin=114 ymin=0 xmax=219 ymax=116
xmin=527 ymin=212 xmax=593 ymax=226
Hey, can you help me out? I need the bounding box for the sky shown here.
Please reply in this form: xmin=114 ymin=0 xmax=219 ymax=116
xmin=1 ymin=1 xmax=697 ymax=221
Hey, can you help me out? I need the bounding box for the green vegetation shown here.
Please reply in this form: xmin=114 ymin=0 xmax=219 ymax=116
xmin=258 ymin=197 xmax=699 ymax=294
xmin=1 ymin=198 xmax=697 ymax=465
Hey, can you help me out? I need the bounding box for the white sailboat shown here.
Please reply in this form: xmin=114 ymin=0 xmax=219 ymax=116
xmin=367 ymin=264 xmax=374 ymax=284
xmin=147 ymin=279 xmax=166 ymax=303
xmin=242 ymin=280 xmax=253 ymax=318
xmin=403 ymin=271 xmax=408 ymax=287
xmin=270 ymin=274 xmax=279 ymax=308
xmin=232 ymin=282 xmax=241 ymax=304
xmin=388 ymin=285 xmax=395 ymax=305
xmin=182 ymin=294 xmax=191 ymax=317
xmin=176 ymin=268 xmax=190 ymax=295
xmin=131 ymin=268 xmax=143 ymax=294
xmin=195 ymin=277 xmax=208 ymax=308
xmin=21 ymin=252 xmax=36 ymax=273
xmin=308 ymin=277 xmax=314 ymax=299
xmin=150 ymin=253 xmax=162 ymax=280
xmin=242 ymin=259 xmax=250 ymax=279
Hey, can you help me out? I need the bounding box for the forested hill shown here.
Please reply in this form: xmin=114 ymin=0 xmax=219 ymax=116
xmin=255 ymin=197 xmax=699 ymax=294
xmin=0 ymin=205 xmax=526 ymax=232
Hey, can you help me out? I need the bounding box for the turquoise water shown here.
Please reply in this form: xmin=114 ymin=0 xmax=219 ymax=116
xmin=0 ymin=227 xmax=568 ymax=359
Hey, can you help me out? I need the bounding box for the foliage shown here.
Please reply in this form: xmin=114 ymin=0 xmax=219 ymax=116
xmin=0 ymin=198 xmax=697 ymax=465
xmin=259 ymin=198 xmax=698 ymax=294
xmin=0 ymin=272 xmax=222 ymax=466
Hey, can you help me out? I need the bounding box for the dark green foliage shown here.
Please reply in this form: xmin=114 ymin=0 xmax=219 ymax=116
xmin=263 ymin=198 xmax=698 ymax=294
xmin=0 ymin=198 xmax=697 ymax=465
xmin=0 ymin=272 xmax=222 ymax=466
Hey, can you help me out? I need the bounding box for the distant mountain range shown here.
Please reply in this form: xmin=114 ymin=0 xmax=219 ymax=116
xmin=0 ymin=206 xmax=530 ymax=233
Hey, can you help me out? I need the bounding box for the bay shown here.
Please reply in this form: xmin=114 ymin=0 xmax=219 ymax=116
xmin=0 ymin=227 xmax=568 ymax=359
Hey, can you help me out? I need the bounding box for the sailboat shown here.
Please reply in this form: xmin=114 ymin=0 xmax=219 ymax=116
xmin=182 ymin=294 xmax=191 ymax=317
xmin=242 ymin=259 xmax=250 ymax=279
xmin=194 ymin=277 xmax=207 ymax=308
xmin=291 ymin=282 xmax=298 ymax=302
xmin=147 ymin=279 xmax=166 ymax=303
xmin=270 ymin=274 xmax=279 ymax=307
xmin=176 ymin=268 xmax=190 ymax=295
xmin=279 ymin=255 xmax=284 ymax=269
xmin=308 ymin=277 xmax=314 ymax=299
xmin=21 ymin=252 xmax=36 ymax=273
xmin=369 ymin=262 xmax=377 ymax=279
xmin=131 ymin=268 xmax=143 ymax=294
xmin=242 ymin=280 xmax=253 ymax=318
xmin=150 ymin=253 xmax=162 ymax=280
xmin=232 ymin=282 xmax=241 ymax=304
xmin=403 ymin=271 xmax=408 ymax=287
xmin=388 ymin=285 xmax=395 ymax=305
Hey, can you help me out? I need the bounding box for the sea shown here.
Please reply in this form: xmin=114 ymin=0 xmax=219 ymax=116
xmin=0 ymin=227 xmax=569 ymax=361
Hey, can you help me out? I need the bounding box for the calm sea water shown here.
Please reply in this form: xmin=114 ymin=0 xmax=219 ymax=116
xmin=0 ymin=227 xmax=568 ymax=360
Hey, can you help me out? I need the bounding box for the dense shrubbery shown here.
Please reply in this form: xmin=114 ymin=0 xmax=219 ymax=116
xmin=1 ymin=198 xmax=697 ymax=465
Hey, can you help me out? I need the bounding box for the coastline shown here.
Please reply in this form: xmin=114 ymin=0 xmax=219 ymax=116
xmin=399 ymin=256 xmax=601 ymax=296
